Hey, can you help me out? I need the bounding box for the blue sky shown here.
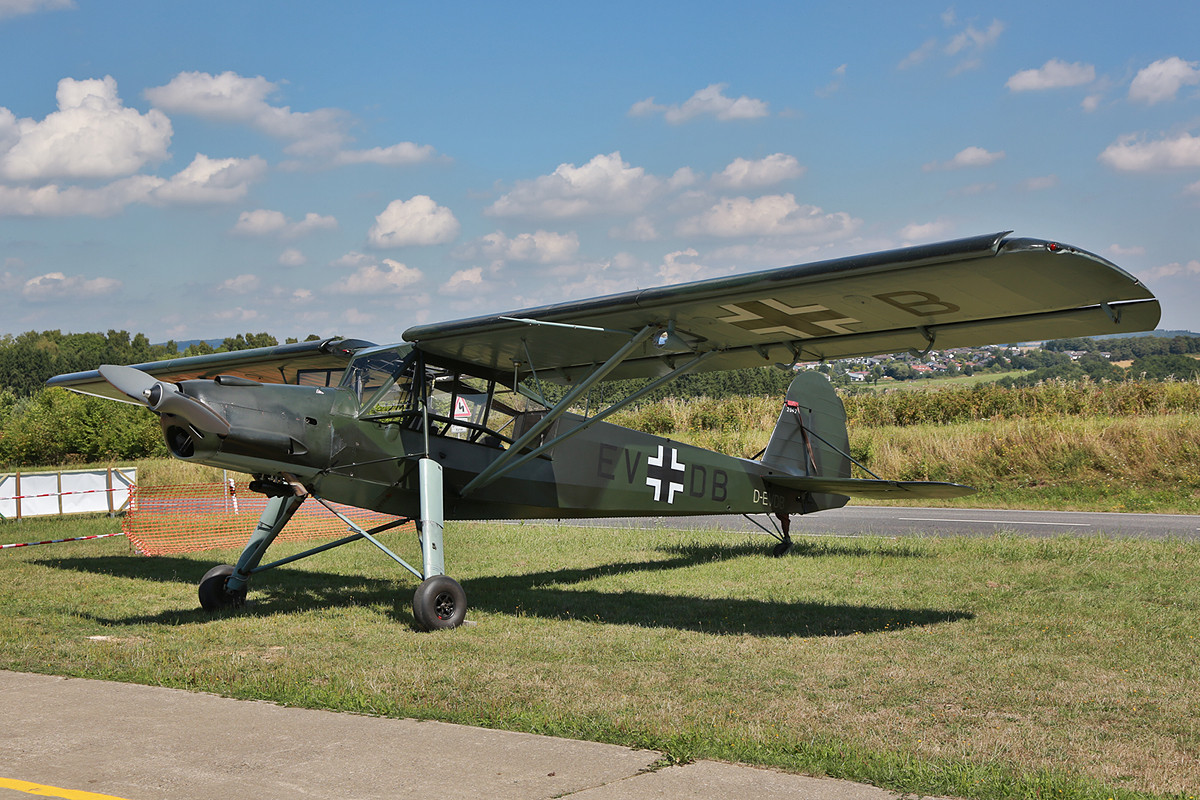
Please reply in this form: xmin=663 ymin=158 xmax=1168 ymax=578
xmin=1 ymin=1 xmax=1197 ymax=344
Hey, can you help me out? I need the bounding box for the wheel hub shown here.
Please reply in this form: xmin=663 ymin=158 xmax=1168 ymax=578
xmin=433 ymin=591 xmax=457 ymax=620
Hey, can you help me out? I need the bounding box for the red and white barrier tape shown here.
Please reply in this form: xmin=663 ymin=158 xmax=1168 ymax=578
xmin=2 ymin=486 xmax=131 ymax=501
xmin=0 ymin=532 xmax=126 ymax=549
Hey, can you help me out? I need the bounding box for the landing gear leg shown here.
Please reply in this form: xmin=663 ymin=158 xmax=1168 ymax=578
xmin=771 ymin=512 xmax=794 ymax=558
xmin=198 ymin=492 xmax=305 ymax=611
xmin=412 ymin=458 xmax=467 ymax=630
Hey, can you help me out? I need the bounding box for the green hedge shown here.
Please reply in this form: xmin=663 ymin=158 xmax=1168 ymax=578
xmin=0 ymin=388 xmax=165 ymax=467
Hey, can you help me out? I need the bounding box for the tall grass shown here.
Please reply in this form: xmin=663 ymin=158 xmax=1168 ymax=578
xmin=844 ymin=378 xmax=1200 ymax=427
xmin=613 ymin=379 xmax=1200 ymax=432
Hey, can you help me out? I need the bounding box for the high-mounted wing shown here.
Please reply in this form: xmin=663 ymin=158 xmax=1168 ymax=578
xmin=46 ymin=337 xmax=376 ymax=402
xmin=404 ymin=233 xmax=1159 ymax=383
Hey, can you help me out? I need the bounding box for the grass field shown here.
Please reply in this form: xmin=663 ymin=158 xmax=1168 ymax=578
xmin=2 ymin=512 xmax=1197 ymax=800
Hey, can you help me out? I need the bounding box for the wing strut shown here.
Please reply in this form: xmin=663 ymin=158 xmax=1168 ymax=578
xmin=458 ymin=324 xmax=655 ymax=497
xmin=462 ymin=348 xmax=721 ymax=495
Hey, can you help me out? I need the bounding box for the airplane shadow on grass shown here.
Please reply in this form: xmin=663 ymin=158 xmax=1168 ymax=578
xmin=35 ymin=540 xmax=970 ymax=637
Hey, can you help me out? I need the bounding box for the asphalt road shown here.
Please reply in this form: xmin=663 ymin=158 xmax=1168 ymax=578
xmin=549 ymin=505 xmax=1200 ymax=540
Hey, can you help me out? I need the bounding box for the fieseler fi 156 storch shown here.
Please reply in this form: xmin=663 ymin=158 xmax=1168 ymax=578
xmin=49 ymin=233 xmax=1160 ymax=629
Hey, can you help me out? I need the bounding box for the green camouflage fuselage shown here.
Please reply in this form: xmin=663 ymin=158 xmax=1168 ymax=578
xmin=164 ymin=380 xmax=837 ymax=521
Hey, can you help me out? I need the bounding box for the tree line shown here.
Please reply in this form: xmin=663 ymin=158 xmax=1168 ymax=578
xmin=1043 ymin=334 xmax=1200 ymax=361
xmin=0 ymin=330 xmax=321 ymax=397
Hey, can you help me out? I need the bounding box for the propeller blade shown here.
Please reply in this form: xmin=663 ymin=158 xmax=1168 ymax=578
xmin=97 ymin=364 xmax=158 ymax=403
xmin=97 ymin=364 xmax=231 ymax=436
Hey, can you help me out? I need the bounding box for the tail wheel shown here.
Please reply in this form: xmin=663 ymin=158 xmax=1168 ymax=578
xmin=412 ymin=575 xmax=467 ymax=631
xmin=198 ymin=564 xmax=247 ymax=611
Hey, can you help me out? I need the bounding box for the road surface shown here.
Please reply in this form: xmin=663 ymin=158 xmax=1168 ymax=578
xmin=548 ymin=505 xmax=1200 ymax=540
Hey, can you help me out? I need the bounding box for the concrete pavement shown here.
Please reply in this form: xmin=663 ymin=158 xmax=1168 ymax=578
xmin=0 ymin=670 xmax=949 ymax=800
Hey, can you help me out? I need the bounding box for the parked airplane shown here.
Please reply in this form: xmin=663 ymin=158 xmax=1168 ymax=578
xmin=49 ymin=233 xmax=1159 ymax=629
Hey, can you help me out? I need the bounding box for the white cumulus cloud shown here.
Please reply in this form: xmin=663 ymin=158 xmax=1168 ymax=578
xmin=233 ymin=208 xmax=289 ymax=235
xmin=464 ymin=230 xmax=580 ymax=263
xmin=0 ymin=0 xmax=74 ymax=20
xmin=232 ymin=208 xmax=337 ymax=238
xmin=1142 ymin=260 xmax=1200 ymax=281
xmin=152 ymin=153 xmax=267 ymax=204
xmin=487 ymin=152 xmax=664 ymax=219
xmin=0 ymin=176 xmax=159 ymax=217
xmin=1129 ymin=57 xmax=1200 ymax=105
xmin=332 ymin=142 xmax=439 ymax=166
xmin=368 ymin=195 xmax=459 ymax=248
xmin=1099 ymin=132 xmax=1200 ymax=171
xmin=713 ymin=154 xmax=805 ymax=190
xmin=22 ymin=271 xmax=120 ymax=300
xmin=1108 ymin=244 xmax=1146 ymax=258
xmin=438 ymin=265 xmax=513 ymax=298
xmin=218 ymin=274 xmax=260 ymax=293
xmin=146 ymin=70 xmax=347 ymax=156
xmin=676 ymin=193 xmax=860 ymax=239
xmin=0 ymin=76 xmax=171 ymax=182
xmin=331 ymin=258 xmax=424 ymax=294
xmin=278 ymin=248 xmax=306 ymax=267
xmin=146 ymin=70 xmax=440 ymax=165
xmin=0 ymin=152 xmax=265 ymax=217
xmin=1006 ymin=59 xmax=1095 ymax=91
xmin=656 ymin=248 xmax=709 ymax=285
xmin=628 ymin=83 xmax=769 ymax=124
xmin=899 ymin=219 xmax=954 ymax=242
xmin=441 ymin=266 xmax=486 ymax=295
xmin=923 ymin=146 xmax=1005 ymax=171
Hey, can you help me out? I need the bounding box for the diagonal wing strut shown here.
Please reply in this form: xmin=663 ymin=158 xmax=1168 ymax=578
xmin=457 ymin=324 xmax=656 ymax=496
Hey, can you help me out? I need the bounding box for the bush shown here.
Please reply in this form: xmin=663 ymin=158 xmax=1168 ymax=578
xmin=0 ymin=388 xmax=165 ymax=467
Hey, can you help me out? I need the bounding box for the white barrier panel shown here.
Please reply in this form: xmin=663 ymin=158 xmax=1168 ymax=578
xmin=0 ymin=467 xmax=136 ymax=519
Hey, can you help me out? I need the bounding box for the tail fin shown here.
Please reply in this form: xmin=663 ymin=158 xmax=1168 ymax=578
xmin=760 ymin=371 xmax=975 ymax=502
xmin=762 ymin=371 xmax=851 ymax=479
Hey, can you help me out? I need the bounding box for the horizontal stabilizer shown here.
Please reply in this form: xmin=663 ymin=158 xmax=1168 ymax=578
xmin=764 ymin=475 xmax=975 ymax=500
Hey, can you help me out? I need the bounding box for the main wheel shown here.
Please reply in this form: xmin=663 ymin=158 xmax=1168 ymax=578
xmin=772 ymin=539 xmax=794 ymax=558
xmin=412 ymin=575 xmax=467 ymax=631
xmin=198 ymin=564 xmax=246 ymax=611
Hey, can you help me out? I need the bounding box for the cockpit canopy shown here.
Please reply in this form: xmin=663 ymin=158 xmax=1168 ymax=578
xmin=340 ymin=345 xmax=548 ymax=446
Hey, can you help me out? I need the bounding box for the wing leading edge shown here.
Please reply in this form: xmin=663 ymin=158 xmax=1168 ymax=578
xmin=404 ymin=233 xmax=1159 ymax=383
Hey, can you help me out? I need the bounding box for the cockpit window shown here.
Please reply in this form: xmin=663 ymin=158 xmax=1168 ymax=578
xmin=348 ymin=351 xmax=548 ymax=447
xmin=341 ymin=347 xmax=415 ymax=414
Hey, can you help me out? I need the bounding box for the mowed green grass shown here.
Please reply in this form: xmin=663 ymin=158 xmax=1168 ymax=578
xmin=2 ymin=513 xmax=1198 ymax=800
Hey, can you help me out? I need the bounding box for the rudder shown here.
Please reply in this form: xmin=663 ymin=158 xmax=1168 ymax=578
xmin=761 ymin=371 xmax=851 ymax=479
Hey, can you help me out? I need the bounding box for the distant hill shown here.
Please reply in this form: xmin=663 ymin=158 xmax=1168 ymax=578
xmin=1095 ymin=329 xmax=1199 ymax=340
xmin=156 ymin=338 xmax=224 ymax=353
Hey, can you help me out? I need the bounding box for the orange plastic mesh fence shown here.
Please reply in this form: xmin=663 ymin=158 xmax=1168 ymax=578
xmin=122 ymin=482 xmax=413 ymax=556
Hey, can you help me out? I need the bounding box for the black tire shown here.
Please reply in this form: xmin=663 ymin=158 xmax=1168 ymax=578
xmin=198 ymin=564 xmax=246 ymax=611
xmin=412 ymin=575 xmax=467 ymax=631
xmin=772 ymin=540 xmax=794 ymax=558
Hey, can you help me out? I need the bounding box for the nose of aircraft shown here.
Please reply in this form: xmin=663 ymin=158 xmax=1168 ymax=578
xmin=98 ymin=364 xmax=232 ymax=436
